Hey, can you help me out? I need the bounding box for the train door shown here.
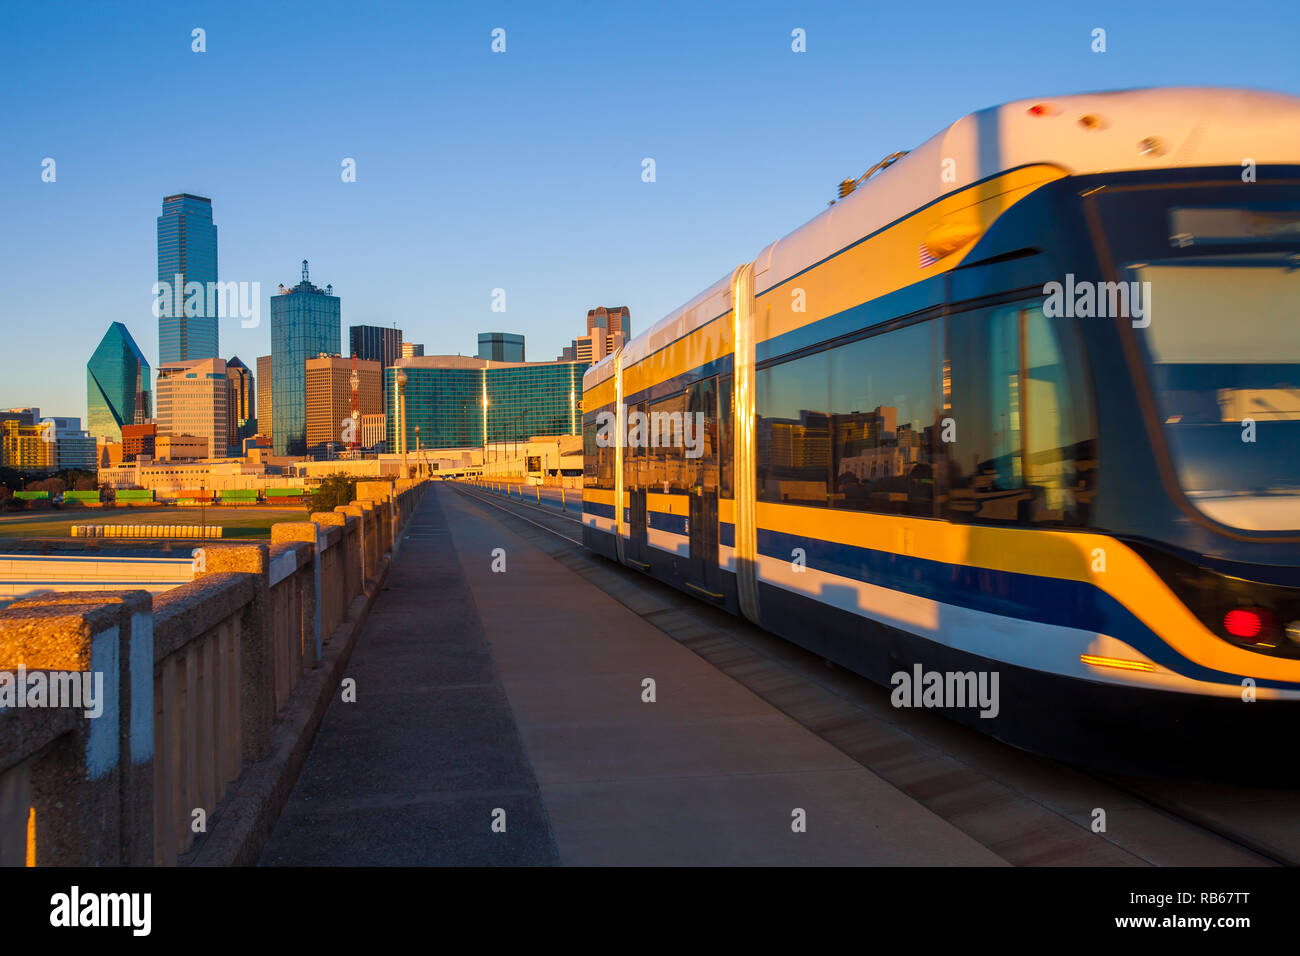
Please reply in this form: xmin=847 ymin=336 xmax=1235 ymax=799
xmin=628 ymin=401 xmax=650 ymax=568
xmin=685 ymin=378 xmax=722 ymax=599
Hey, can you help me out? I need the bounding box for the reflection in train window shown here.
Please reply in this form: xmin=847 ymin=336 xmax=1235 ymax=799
xmin=945 ymin=302 xmax=1095 ymax=525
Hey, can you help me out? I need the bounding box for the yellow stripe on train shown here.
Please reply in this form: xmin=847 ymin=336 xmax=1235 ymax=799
xmin=755 ymin=501 xmax=1300 ymax=684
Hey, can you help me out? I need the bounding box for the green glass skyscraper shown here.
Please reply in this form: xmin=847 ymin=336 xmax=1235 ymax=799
xmin=271 ymin=260 xmax=340 ymax=456
xmin=87 ymin=322 xmax=152 ymax=443
xmin=157 ymin=193 xmax=219 ymax=364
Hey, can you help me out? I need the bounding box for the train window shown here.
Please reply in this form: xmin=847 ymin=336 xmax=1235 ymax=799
xmin=756 ymin=350 xmax=831 ymax=506
xmin=582 ymin=408 xmax=615 ymax=490
xmin=828 ymin=320 xmax=938 ymax=516
xmin=646 ymin=391 xmax=690 ymax=493
xmin=719 ymin=375 xmax=733 ymax=499
xmin=945 ymin=302 xmax=1095 ymax=525
xmin=686 ymin=377 xmax=719 ymax=494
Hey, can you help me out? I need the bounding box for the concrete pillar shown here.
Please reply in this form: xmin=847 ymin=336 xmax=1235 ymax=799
xmin=194 ymin=544 xmax=273 ymax=765
xmin=313 ymin=512 xmax=355 ymax=615
xmin=335 ymin=504 xmax=367 ymax=587
xmin=0 ymin=590 xmax=153 ymax=866
xmin=270 ymin=524 xmax=323 ymax=668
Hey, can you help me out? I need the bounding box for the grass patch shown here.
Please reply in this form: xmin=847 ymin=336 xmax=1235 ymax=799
xmin=0 ymin=505 xmax=311 ymax=540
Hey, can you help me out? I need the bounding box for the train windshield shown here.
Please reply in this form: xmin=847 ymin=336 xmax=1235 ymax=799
xmin=1108 ymin=196 xmax=1300 ymax=531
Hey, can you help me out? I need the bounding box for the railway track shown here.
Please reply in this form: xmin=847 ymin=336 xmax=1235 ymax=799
xmin=449 ymin=481 xmax=1297 ymax=867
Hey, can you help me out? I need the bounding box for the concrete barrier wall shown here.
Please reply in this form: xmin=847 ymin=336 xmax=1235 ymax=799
xmin=0 ymin=479 xmax=428 ymax=866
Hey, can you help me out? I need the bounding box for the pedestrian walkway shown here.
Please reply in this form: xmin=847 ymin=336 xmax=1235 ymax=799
xmin=261 ymin=485 xmax=1001 ymax=865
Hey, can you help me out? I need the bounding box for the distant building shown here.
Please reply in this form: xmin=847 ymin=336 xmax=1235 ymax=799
xmin=400 ymin=342 xmax=424 ymax=359
xmin=0 ymin=419 xmax=55 ymax=471
xmin=477 ymin=332 xmax=525 ymax=363
xmin=155 ymin=433 xmax=209 ymax=461
xmin=350 ymin=324 xmax=403 ymax=408
xmin=271 ymin=261 xmax=340 ymax=456
xmin=56 ymin=432 xmax=97 ymax=472
xmin=121 ymin=423 xmax=158 ymax=462
xmin=225 ymin=356 xmax=255 ymax=452
xmin=557 ymin=306 xmax=630 ymax=364
xmin=87 ymin=322 xmax=152 ymax=443
xmin=388 ymin=356 xmax=583 ymax=453
xmin=304 ymin=355 xmax=383 ymax=457
xmin=256 ymin=354 xmax=273 ymax=443
xmin=157 ymin=193 xmax=219 ymax=364
xmin=156 ymin=357 xmax=228 ymax=461
xmin=350 ymin=325 xmax=403 ymax=368
xmin=360 ymin=413 xmax=387 ymax=452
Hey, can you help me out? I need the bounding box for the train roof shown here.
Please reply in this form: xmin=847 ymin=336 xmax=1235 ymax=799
xmin=586 ymin=86 xmax=1300 ymax=392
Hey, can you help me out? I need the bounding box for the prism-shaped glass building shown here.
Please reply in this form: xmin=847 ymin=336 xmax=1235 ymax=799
xmin=87 ymin=322 xmax=152 ymax=443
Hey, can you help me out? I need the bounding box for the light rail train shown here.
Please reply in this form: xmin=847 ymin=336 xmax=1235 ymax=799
xmin=581 ymin=88 xmax=1300 ymax=776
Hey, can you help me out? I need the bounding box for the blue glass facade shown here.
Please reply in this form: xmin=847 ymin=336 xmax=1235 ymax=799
xmin=477 ymin=332 xmax=525 ymax=362
xmin=157 ymin=194 xmax=219 ymax=364
xmin=385 ymin=360 xmax=583 ymax=452
xmin=271 ymin=266 xmax=340 ymax=456
xmin=87 ymin=322 xmax=151 ymax=442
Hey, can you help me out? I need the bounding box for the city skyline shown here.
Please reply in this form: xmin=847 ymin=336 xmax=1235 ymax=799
xmin=5 ymin=0 xmax=1297 ymax=421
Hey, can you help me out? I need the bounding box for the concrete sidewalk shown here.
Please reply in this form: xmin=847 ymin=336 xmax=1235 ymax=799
xmin=263 ymin=484 xmax=1001 ymax=865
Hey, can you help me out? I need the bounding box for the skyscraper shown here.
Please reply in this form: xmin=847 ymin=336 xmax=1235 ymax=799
xmin=477 ymin=332 xmax=525 ymax=362
xmin=157 ymin=193 xmax=219 ymax=364
xmin=256 ymin=354 xmax=273 ymax=443
xmin=350 ymin=324 xmax=403 ymax=407
xmin=271 ymin=261 xmax=340 ymax=456
xmin=87 ymin=322 xmax=152 ymax=443
xmin=226 ymin=356 xmax=255 ymax=451
xmin=349 ymin=325 xmax=403 ymax=369
xmin=401 ymin=342 xmax=424 ymax=358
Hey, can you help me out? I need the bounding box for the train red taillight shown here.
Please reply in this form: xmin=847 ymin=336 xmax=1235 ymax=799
xmin=1224 ymin=609 xmax=1263 ymax=639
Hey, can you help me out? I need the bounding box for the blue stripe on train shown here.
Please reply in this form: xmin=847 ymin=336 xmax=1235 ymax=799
xmin=648 ymin=510 xmax=688 ymax=535
xmin=583 ymin=501 xmax=615 ymax=518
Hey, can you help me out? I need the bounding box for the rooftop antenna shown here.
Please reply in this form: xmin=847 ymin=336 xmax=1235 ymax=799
xmin=302 ymin=259 xmax=309 ymax=283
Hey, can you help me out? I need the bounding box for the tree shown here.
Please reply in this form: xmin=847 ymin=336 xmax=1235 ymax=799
xmin=309 ymin=474 xmax=358 ymax=514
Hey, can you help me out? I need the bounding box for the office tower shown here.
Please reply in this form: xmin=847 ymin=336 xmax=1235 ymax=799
xmin=271 ymin=261 xmax=340 ymax=456
xmin=155 ymin=357 xmax=228 ymax=460
xmin=401 ymin=342 xmax=424 ymax=358
xmin=349 ymin=325 xmax=403 ymax=369
xmin=157 ymin=193 xmax=219 ymax=363
xmin=477 ymin=332 xmax=525 ymax=362
xmin=256 ymin=354 xmax=273 ymax=442
xmin=225 ymin=356 xmax=255 ymax=452
xmin=304 ymin=355 xmax=382 ymax=456
xmin=87 ymin=322 xmax=152 ymax=443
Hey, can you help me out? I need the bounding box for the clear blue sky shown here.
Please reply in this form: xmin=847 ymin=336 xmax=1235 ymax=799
xmin=2 ymin=0 xmax=1297 ymax=422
